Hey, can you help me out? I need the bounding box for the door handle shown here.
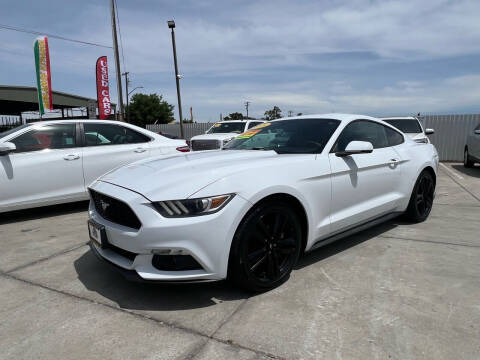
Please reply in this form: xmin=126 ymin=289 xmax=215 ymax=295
xmin=134 ymin=147 xmax=147 ymax=153
xmin=63 ymin=154 xmax=80 ymax=161
xmin=390 ymin=158 xmax=399 ymax=166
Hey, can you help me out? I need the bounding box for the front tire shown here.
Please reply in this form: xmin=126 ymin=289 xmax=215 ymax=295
xmin=405 ymin=170 xmax=435 ymax=223
xmin=464 ymin=148 xmax=474 ymax=168
xmin=228 ymin=200 xmax=302 ymax=292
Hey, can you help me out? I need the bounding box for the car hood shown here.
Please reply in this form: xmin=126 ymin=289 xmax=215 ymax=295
xmin=191 ymin=133 xmax=239 ymax=141
xmin=98 ymin=150 xmax=278 ymax=200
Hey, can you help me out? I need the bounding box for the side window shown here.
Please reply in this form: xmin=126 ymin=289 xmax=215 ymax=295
xmin=385 ymin=126 xmax=404 ymax=146
xmin=334 ymin=120 xmax=389 ymax=152
xmin=247 ymin=121 xmax=263 ymax=129
xmin=11 ymin=124 xmax=76 ymax=153
xmin=84 ymin=124 xmax=150 ymax=146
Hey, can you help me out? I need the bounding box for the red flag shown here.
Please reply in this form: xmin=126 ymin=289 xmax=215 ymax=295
xmin=96 ymin=56 xmax=112 ymax=119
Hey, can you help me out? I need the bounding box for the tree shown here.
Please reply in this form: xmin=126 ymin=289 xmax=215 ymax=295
xmin=264 ymin=106 xmax=282 ymax=120
xmin=297 ymin=112 xmax=303 ymax=116
xmin=224 ymin=112 xmax=244 ymax=120
xmin=127 ymin=93 xmax=174 ymax=127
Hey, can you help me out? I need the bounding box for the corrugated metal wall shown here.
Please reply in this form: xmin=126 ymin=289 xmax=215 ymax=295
xmin=147 ymin=114 xmax=480 ymax=161
xmin=147 ymin=123 xmax=214 ymax=140
xmin=422 ymin=114 xmax=479 ymax=161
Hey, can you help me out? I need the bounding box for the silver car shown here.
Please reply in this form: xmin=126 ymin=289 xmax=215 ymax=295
xmin=464 ymin=123 xmax=480 ymax=167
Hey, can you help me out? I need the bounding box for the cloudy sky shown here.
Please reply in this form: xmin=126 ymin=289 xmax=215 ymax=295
xmin=1 ymin=0 xmax=480 ymax=121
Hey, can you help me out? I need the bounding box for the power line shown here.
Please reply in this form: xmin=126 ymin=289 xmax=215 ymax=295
xmin=0 ymin=23 xmax=113 ymax=49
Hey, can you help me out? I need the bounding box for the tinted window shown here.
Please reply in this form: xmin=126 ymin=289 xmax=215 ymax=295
xmin=207 ymin=122 xmax=246 ymax=134
xmin=247 ymin=121 xmax=263 ymax=129
xmin=11 ymin=124 xmax=76 ymax=153
xmin=84 ymin=123 xmax=150 ymax=146
xmin=224 ymin=118 xmax=340 ymax=154
xmin=334 ymin=120 xmax=388 ymax=152
xmin=385 ymin=126 xmax=404 ymax=146
xmin=383 ymin=119 xmax=422 ymax=133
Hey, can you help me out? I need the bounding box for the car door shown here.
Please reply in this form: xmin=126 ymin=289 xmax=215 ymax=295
xmin=81 ymin=122 xmax=152 ymax=187
xmin=328 ymin=120 xmax=403 ymax=233
xmin=0 ymin=123 xmax=84 ymax=210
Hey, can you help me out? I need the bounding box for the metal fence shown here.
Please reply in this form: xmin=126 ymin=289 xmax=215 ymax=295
xmin=147 ymin=123 xmax=215 ymax=139
xmin=422 ymin=114 xmax=479 ymax=161
xmin=147 ymin=114 xmax=480 ymax=161
xmin=0 ymin=115 xmax=22 ymax=132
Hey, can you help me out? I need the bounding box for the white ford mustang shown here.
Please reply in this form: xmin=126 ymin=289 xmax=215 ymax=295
xmin=0 ymin=120 xmax=188 ymax=213
xmin=87 ymin=114 xmax=439 ymax=291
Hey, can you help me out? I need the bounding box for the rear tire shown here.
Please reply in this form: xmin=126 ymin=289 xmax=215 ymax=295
xmin=228 ymin=200 xmax=302 ymax=292
xmin=405 ymin=170 xmax=435 ymax=223
xmin=464 ymin=148 xmax=474 ymax=168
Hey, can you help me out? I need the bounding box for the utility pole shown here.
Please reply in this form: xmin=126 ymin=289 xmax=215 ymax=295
xmin=288 ymin=110 xmax=293 ymax=117
xmin=122 ymin=71 xmax=129 ymax=122
xmin=110 ymin=0 xmax=124 ymax=121
xmin=167 ymin=20 xmax=184 ymax=139
xmin=244 ymin=101 xmax=250 ymax=120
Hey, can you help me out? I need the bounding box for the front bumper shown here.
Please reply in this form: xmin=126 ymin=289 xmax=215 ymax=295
xmin=87 ymin=180 xmax=250 ymax=282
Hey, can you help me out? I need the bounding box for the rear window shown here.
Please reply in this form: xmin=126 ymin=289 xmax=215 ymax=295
xmin=383 ymin=119 xmax=422 ymax=133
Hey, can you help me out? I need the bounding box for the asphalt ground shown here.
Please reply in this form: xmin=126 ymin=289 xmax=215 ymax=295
xmin=0 ymin=163 xmax=479 ymax=359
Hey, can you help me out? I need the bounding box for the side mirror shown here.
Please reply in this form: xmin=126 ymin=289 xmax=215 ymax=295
xmin=0 ymin=142 xmax=16 ymax=156
xmin=336 ymin=141 xmax=373 ymax=157
xmin=474 ymin=129 xmax=480 ymax=135
xmin=425 ymin=128 xmax=435 ymax=135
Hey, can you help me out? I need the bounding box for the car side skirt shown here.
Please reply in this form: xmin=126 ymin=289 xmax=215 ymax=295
xmin=309 ymin=211 xmax=403 ymax=252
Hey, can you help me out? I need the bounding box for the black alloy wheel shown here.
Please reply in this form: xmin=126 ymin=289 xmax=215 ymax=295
xmin=229 ymin=200 xmax=302 ymax=292
xmin=406 ymin=170 xmax=435 ymax=222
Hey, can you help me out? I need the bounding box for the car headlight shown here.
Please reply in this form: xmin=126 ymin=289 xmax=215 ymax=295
xmin=223 ymin=138 xmax=233 ymax=146
xmin=153 ymin=194 xmax=234 ymax=217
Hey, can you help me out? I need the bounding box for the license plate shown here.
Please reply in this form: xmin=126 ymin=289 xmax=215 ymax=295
xmin=88 ymin=220 xmax=104 ymax=247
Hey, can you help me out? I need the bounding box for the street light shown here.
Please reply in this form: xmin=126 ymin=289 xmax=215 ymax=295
xmin=125 ymin=85 xmax=143 ymax=123
xmin=167 ymin=19 xmax=184 ymax=139
xmin=128 ymin=86 xmax=144 ymax=96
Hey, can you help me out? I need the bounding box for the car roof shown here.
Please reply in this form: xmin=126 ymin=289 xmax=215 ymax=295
xmin=25 ymin=119 xmax=125 ymax=126
xmin=217 ymin=120 xmax=263 ymax=123
xmin=272 ymin=113 xmax=381 ymax=123
xmin=379 ymin=116 xmax=418 ymax=121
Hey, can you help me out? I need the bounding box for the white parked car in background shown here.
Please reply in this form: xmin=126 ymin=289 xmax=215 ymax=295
xmin=190 ymin=120 xmax=265 ymax=151
xmin=0 ymin=120 xmax=188 ymax=213
xmin=464 ymin=122 xmax=480 ymax=167
xmin=87 ymin=114 xmax=439 ymax=291
xmin=380 ymin=117 xmax=434 ymax=143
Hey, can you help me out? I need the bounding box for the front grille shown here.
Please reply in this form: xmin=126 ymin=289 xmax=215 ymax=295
xmin=191 ymin=139 xmax=220 ymax=151
xmin=90 ymin=189 xmax=141 ymax=230
xmin=107 ymin=243 xmax=137 ymax=261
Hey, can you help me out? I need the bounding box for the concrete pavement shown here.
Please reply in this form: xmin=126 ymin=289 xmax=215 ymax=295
xmin=1 ymin=163 xmax=479 ymax=359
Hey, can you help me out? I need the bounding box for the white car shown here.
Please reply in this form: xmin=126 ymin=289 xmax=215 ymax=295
xmin=380 ymin=117 xmax=434 ymax=143
xmin=464 ymin=122 xmax=480 ymax=167
xmin=87 ymin=114 xmax=439 ymax=291
xmin=190 ymin=120 xmax=266 ymax=151
xmin=0 ymin=119 xmax=188 ymax=213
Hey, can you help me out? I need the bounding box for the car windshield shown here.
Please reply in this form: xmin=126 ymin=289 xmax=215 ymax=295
xmin=224 ymin=118 xmax=340 ymax=154
xmin=207 ymin=122 xmax=246 ymax=134
xmin=383 ymin=119 xmax=422 ymax=133
xmin=0 ymin=124 xmax=31 ymax=139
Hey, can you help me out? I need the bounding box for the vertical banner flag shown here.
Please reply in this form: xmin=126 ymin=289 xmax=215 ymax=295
xmin=96 ymin=56 xmax=111 ymax=119
xmin=34 ymin=36 xmax=53 ymax=115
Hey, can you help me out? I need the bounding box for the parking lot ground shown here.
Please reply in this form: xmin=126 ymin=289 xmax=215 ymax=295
xmin=1 ymin=163 xmax=479 ymax=359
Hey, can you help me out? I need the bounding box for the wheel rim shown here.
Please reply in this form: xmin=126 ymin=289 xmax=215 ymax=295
xmin=242 ymin=209 xmax=300 ymax=284
xmin=415 ymin=174 xmax=434 ymax=217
